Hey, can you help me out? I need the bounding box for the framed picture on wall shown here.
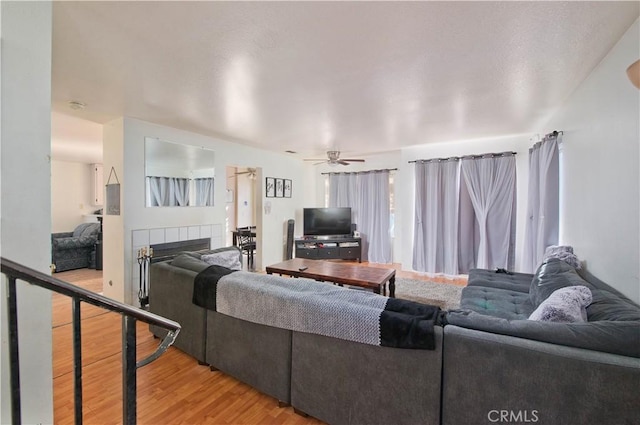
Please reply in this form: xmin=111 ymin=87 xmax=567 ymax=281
xmin=284 ymin=179 xmax=292 ymax=198
xmin=266 ymin=177 xmax=275 ymax=197
xmin=275 ymin=178 xmax=284 ymax=198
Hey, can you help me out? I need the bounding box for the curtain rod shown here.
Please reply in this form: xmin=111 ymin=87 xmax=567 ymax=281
xmin=321 ymin=168 xmax=397 ymax=175
xmin=533 ymin=130 xmax=564 ymax=142
xmin=408 ymin=151 xmax=517 ymax=164
xmin=408 ymin=130 xmax=563 ymax=164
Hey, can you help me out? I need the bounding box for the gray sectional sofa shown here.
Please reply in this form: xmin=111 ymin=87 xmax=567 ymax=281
xmin=444 ymin=260 xmax=640 ymax=425
xmin=149 ymin=249 xmax=640 ymax=425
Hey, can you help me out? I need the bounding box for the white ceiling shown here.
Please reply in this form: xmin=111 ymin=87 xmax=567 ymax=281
xmin=51 ymin=1 xmax=639 ymax=160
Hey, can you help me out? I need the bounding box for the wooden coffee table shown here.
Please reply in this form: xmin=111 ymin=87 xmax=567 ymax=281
xmin=266 ymin=258 xmax=396 ymax=297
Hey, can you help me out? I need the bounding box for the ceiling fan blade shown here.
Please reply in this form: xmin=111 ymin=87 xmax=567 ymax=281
xmin=313 ymin=161 xmax=327 ymax=166
xmin=235 ymin=171 xmax=250 ymax=175
xmin=337 ymin=160 xmax=350 ymax=165
xmin=342 ymin=159 xmax=366 ymax=162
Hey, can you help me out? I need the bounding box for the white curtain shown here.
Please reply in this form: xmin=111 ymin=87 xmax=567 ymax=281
xmin=147 ymin=176 xmax=170 ymax=206
xmin=460 ymin=154 xmax=517 ymax=270
xmin=172 ymin=178 xmax=190 ymax=206
xmin=147 ymin=176 xmax=190 ymax=206
xmin=523 ymin=134 xmax=560 ymax=272
xmin=412 ymin=159 xmax=460 ymax=274
xmin=195 ymin=177 xmax=215 ymax=206
xmin=328 ymin=171 xmax=392 ymax=263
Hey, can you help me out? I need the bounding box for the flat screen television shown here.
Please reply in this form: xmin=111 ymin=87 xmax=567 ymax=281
xmin=303 ymin=207 xmax=352 ymax=237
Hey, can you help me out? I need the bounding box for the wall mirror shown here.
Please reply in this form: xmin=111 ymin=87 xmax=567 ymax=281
xmin=145 ymin=137 xmax=215 ymax=207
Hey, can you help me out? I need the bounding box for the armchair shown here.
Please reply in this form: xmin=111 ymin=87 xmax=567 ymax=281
xmin=51 ymin=222 xmax=101 ymax=272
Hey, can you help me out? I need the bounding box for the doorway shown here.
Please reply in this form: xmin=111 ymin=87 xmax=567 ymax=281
xmin=226 ymin=166 xmax=262 ymax=270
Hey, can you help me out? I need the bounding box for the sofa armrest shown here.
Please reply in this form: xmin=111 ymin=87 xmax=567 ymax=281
xmin=52 ymin=232 xmax=74 ymax=241
xmin=52 ymin=235 xmax=97 ymax=250
xmin=446 ymin=309 xmax=640 ymax=357
xmin=442 ymin=325 xmax=640 ymax=425
xmin=148 ymin=261 xmax=207 ymax=363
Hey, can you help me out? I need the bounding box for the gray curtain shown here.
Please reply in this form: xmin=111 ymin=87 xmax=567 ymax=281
xmin=412 ymin=159 xmax=460 ymax=274
xmin=523 ymin=134 xmax=560 ymax=272
xmin=195 ymin=177 xmax=215 ymax=206
xmin=357 ymin=171 xmax=392 ymax=263
xmin=328 ymin=171 xmax=392 ymax=263
xmin=329 ymin=173 xmax=357 ymax=210
xmin=460 ymin=154 xmax=517 ymax=270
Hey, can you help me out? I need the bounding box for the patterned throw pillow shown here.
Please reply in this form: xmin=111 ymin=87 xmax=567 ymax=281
xmin=529 ymin=285 xmax=592 ymax=323
xmin=201 ymin=250 xmax=242 ymax=271
xmin=543 ymin=245 xmax=582 ymax=269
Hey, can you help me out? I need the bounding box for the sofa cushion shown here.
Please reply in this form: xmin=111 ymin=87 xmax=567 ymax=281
xmin=170 ymin=254 xmax=210 ymax=273
xmin=460 ymin=286 xmax=534 ymax=320
xmin=72 ymin=222 xmax=99 ymax=238
xmin=81 ymin=223 xmax=100 ymax=238
xmin=467 ymin=269 xmax=533 ymax=293
xmin=529 ymin=258 xmax=592 ymax=307
xmin=528 ymin=286 xmax=592 ymax=323
xmin=587 ymin=288 xmax=640 ymax=322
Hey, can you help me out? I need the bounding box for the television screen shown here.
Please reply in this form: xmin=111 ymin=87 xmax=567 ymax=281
xmin=303 ymin=207 xmax=352 ymax=237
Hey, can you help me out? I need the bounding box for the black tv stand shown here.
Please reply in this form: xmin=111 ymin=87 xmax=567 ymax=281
xmin=295 ymin=236 xmax=362 ymax=262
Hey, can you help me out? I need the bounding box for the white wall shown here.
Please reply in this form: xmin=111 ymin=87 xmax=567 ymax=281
xmin=103 ymin=118 xmax=126 ymax=302
xmin=545 ymin=19 xmax=640 ymax=303
xmin=0 ymin=2 xmax=54 ymax=423
xmin=103 ymin=117 xmax=306 ymax=304
xmin=51 ymin=160 xmax=99 ymax=232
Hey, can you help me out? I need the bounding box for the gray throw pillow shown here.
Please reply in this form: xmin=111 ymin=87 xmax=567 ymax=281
xmin=528 ymin=285 xmax=592 ymax=323
xmin=529 ymin=258 xmax=592 ymax=307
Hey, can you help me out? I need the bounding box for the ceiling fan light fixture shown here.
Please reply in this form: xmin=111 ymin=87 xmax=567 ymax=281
xmin=303 ymin=150 xmax=365 ymax=165
xmin=68 ymin=100 xmax=86 ymax=110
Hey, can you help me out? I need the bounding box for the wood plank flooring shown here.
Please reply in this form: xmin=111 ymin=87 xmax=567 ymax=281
xmin=52 ymin=264 xmax=466 ymax=424
xmin=52 ymin=268 xmax=322 ymax=424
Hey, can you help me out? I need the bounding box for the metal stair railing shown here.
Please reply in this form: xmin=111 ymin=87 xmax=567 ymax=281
xmin=1 ymin=257 xmax=181 ymax=425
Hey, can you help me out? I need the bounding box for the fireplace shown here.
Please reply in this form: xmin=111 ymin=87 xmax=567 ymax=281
xmin=150 ymin=238 xmax=211 ymax=263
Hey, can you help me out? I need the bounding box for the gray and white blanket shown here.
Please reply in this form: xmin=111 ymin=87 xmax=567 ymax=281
xmin=192 ymin=266 xmax=443 ymax=350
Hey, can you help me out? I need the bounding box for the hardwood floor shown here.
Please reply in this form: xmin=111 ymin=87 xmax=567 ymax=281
xmin=52 ymin=264 xmax=465 ymax=424
xmin=52 ymin=269 xmax=322 ymax=424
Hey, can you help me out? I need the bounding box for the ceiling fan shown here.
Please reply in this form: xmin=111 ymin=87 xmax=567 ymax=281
xmin=228 ymin=168 xmax=257 ymax=179
xmin=304 ymin=151 xmax=365 ymax=166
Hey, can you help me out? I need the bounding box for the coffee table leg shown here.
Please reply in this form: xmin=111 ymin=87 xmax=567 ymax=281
xmin=389 ymin=276 xmax=396 ymax=298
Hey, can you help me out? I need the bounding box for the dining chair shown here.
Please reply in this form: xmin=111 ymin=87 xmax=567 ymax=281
xmin=236 ymin=226 xmax=256 ymax=270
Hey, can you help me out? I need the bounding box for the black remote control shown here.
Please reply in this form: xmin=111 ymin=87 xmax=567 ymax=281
xmin=298 ymin=267 xmax=308 ymax=271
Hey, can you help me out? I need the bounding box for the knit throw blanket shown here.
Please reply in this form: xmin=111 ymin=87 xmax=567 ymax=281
xmin=193 ymin=266 xmax=443 ymax=350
